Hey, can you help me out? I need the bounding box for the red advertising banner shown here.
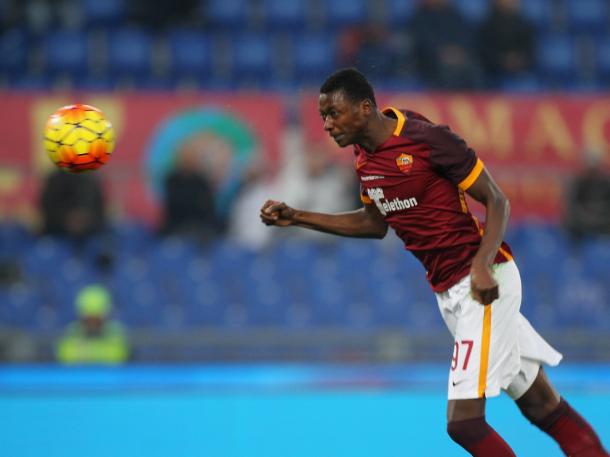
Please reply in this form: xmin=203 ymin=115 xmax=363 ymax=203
xmin=0 ymin=92 xmax=284 ymax=223
xmin=301 ymin=93 xmax=610 ymax=221
xmin=1 ymin=92 xmax=609 ymax=224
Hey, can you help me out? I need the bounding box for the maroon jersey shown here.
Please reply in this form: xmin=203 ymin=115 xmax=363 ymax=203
xmin=356 ymin=107 xmax=512 ymax=292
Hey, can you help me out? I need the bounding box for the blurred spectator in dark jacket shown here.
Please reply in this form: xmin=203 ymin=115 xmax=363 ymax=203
xmin=129 ymin=0 xmax=200 ymax=29
xmin=1 ymin=0 xmax=26 ymax=29
xmin=39 ymin=169 xmax=107 ymax=242
xmin=161 ymin=148 xmax=223 ymax=242
xmin=408 ymin=0 xmax=482 ymax=89
xmin=564 ymin=150 xmax=610 ymax=243
xmin=479 ymin=0 xmax=535 ymax=86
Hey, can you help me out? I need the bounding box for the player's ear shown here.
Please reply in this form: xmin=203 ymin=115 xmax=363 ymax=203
xmin=360 ymin=99 xmax=373 ymax=115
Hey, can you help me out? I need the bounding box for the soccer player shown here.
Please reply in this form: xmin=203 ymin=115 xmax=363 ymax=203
xmin=259 ymin=68 xmax=609 ymax=457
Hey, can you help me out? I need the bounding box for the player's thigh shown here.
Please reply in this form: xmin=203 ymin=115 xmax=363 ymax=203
xmin=448 ymin=262 xmax=522 ymax=400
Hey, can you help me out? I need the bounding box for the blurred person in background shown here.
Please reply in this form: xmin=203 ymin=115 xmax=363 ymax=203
xmin=408 ymin=0 xmax=483 ymax=90
xmin=22 ymin=0 xmax=81 ymax=33
xmin=564 ymin=149 xmax=610 ymax=244
xmin=39 ymin=169 xmax=107 ymax=242
xmin=39 ymin=169 xmax=114 ymax=271
xmin=277 ymin=140 xmax=358 ymax=242
xmin=161 ymin=145 xmax=224 ymax=243
xmin=228 ymin=162 xmax=277 ymax=250
xmin=128 ymin=0 xmax=200 ymax=29
xmin=478 ymin=0 xmax=535 ymax=86
xmin=260 ymin=68 xmax=608 ymax=457
xmin=56 ymin=285 xmax=129 ymax=364
xmin=1 ymin=0 xmax=26 ymax=30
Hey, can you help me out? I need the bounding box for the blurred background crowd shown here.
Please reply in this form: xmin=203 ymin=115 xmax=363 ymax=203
xmin=1 ymin=0 xmax=610 ymax=365
xmin=0 ymin=0 xmax=609 ymax=90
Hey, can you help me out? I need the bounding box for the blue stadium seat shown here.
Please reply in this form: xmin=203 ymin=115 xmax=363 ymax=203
xmin=112 ymin=280 xmax=169 ymax=327
xmin=0 ymin=222 xmax=32 ymax=261
xmin=111 ymin=253 xmax=153 ymax=286
xmin=499 ymin=74 xmax=542 ymax=92
xmin=167 ymin=30 xmax=212 ymax=80
xmin=182 ymin=281 xmax=228 ymax=326
xmin=564 ymin=0 xmax=608 ymax=33
xmin=0 ymin=28 xmax=29 ymax=78
xmin=42 ymin=29 xmax=90 ymax=78
xmin=111 ymin=222 xmax=154 ymax=255
xmin=8 ymin=75 xmax=52 ymax=89
xmin=72 ymin=76 xmax=116 ymax=90
xmin=205 ymin=0 xmax=251 ymax=29
xmin=81 ymin=0 xmax=126 ymax=26
xmin=291 ymin=34 xmax=337 ymax=84
xmin=367 ymin=276 xmax=413 ymax=327
xmin=244 ymin=277 xmax=289 ymax=326
xmin=595 ymin=35 xmax=610 ymax=82
xmin=106 ymin=27 xmax=153 ymax=80
xmin=454 ymin=0 xmax=489 ymax=22
xmin=555 ymin=275 xmax=608 ymax=329
xmin=322 ymin=0 xmax=367 ymax=26
xmin=384 ymin=0 xmax=415 ymax=25
xmin=0 ymin=285 xmax=43 ymax=328
xmin=148 ymin=237 xmax=201 ymax=281
xmin=581 ymin=238 xmax=610 ymax=282
xmin=22 ymin=237 xmax=72 ymax=276
xmin=209 ymin=240 xmax=257 ymax=279
xmin=510 ymin=224 xmax=569 ymax=269
xmin=230 ymin=34 xmax=275 ymax=84
xmin=521 ymin=0 xmax=554 ymax=30
xmin=537 ymin=33 xmax=579 ymax=83
xmin=261 ymin=0 xmax=308 ymax=29
xmin=308 ymin=278 xmax=349 ymax=325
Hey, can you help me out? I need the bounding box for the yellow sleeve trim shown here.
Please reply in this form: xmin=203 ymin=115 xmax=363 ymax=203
xmin=361 ymin=194 xmax=372 ymax=204
xmin=498 ymin=246 xmax=513 ymax=261
xmin=458 ymin=158 xmax=484 ymax=191
xmin=383 ymin=107 xmax=406 ymax=136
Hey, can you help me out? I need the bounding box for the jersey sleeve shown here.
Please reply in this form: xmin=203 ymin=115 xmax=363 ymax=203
xmin=404 ymin=119 xmax=483 ymax=190
xmin=360 ymin=184 xmax=372 ymax=204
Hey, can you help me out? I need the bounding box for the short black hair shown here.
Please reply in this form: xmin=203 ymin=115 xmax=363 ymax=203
xmin=320 ymin=68 xmax=377 ymax=107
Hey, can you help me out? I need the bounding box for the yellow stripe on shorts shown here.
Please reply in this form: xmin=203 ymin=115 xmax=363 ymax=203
xmin=478 ymin=304 xmax=492 ymax=398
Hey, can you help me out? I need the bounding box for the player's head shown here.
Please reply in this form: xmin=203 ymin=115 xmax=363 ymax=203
xmin=319 ymin=68 xmax=377 ymax=147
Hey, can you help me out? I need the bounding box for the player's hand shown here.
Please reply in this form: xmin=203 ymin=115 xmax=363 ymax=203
xmin=260 ymin=200 xmax=296 ymax=227
xmin=470 ymin=262 xmax=499 ymax=305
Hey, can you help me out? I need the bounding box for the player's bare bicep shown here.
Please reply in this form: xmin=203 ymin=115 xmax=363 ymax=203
xmin=465 ymin=168 xmax=506 ymax=206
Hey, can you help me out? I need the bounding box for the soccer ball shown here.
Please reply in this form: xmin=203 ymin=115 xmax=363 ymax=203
xmin=44 ymin=104 xmax=115 ymax=173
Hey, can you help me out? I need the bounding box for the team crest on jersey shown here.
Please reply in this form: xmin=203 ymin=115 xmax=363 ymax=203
xmin=396 ymin=153 xmax=413 ymax=174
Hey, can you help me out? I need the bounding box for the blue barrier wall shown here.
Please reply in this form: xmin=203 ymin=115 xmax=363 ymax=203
xmin=1 ymin=363 xmax=609 ymax=457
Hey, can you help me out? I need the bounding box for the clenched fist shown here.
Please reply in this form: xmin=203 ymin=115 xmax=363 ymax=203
xmin=260 ymin=200 xmax=296 ymax=227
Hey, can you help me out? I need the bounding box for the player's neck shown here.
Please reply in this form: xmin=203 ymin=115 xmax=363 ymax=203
xmin=358 ymin=111 xmax=397 ymax=153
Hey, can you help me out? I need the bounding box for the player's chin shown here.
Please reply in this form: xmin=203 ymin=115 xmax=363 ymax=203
xmin=334 ymin=135 xmax=351 ymax=148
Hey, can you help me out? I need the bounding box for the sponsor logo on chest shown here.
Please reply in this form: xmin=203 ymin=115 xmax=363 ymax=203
xmin=366 ymin=187 xmax=418 ymax=216
xmin=360 ymin=174 xmax=385 ymax=181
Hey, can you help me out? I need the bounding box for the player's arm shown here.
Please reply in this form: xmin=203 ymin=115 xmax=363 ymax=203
xmin=259 ymin=200 xmax=388 ymax=239
xmin=465 ymin=168 xmax=511 ymax=305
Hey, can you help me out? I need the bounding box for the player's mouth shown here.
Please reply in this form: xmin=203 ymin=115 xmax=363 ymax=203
xmin=332 ymin=134 xmax=344 ymax=143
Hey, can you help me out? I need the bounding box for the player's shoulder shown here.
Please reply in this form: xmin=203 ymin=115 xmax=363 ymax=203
xmin=383 ymin=106 xmax=460 ymax=146
xmin=402 ymin=116 xmax=461 ymax=149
